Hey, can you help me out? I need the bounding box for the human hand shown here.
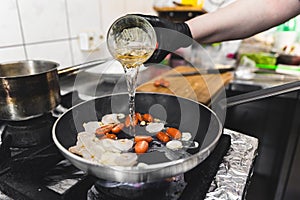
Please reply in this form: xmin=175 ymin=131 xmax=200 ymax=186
xmin=135 ymin=14 xmax=193 ymax=63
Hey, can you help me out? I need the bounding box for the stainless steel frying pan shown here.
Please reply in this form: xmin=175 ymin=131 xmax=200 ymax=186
xmin=52 ymin=80 xmax=300 ymax=183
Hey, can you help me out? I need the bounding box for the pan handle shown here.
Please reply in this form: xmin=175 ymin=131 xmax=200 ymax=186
xmin=223 ymin=81 xmax=300 ymax=108
xmin=57 ymin=58 xmax=113 ymax=77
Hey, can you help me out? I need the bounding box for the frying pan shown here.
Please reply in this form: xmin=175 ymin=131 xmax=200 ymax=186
xmin=52 ymin=80 xmax=300 ymax=183
xmin=0 ymin=59 xmax=110 ymax=121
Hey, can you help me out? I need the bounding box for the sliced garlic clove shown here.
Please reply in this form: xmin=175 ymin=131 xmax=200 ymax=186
xmin=166 ymin=140 xmax=183 ymax=150
xmin=145 ymin=122 xmax=164 ymax=134
xmin=181 ymin=132 xmax=192 ymax=141
xmin=115 ymin=153 xmax=138 ymax=167
xmin=113 ymin=139 xmax=134 ymax=152
xmin=101 ymin=113 xmax=120 ymax=125
xmin=83 ymin=121 xmax=101 ymax=133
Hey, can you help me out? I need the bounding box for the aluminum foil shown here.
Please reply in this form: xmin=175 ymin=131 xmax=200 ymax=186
xmin=205 ymin=128 xmax=259 ymax=200
xmin=0 ymin=192 xmax=12 ymax=200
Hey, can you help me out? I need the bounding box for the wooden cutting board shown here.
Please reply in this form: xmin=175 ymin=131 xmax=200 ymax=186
xmin=137 ymin=66 xmax=233 ymax=105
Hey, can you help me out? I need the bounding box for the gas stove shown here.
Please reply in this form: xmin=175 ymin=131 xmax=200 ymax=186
xmin=0 ymin=88 xmax=257 ymax=200
xmin=0 ymin=90 xmax=231 ymax=199
xmin=0 ymin=131 xmax=230 ymax=200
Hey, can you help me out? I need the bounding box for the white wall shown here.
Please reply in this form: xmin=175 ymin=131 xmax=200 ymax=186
xmin=0 ymin=0 xmax=156 ymax=68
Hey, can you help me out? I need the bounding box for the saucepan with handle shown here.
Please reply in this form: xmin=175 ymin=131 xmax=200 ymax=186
xmin=52 ymin=80 xmax=300 ymax=183
xmin=0 ymin=59 xmax=110 ymax=121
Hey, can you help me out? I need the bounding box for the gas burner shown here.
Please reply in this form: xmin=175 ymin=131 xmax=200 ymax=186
xmin=0 ymin=91 xmax=83 ymax=148
xmin=1 ymin=113 xmax=56 ymax=148
xmin=87 ymin=176 xmax=186 ymax=200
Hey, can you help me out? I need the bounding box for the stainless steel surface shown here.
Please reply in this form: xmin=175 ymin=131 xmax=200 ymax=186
xmin=0 ymin=60 xmax=60 ymax=121
xmin=283 ymin=131 xmax=300 ymax=200
xmin=236 ymin=72 xmax=300 ymax=82
xmin=225 ymin=81 xmax=300 ymax=108
xmin=225 ymin=80 xmax=300 ymax=199
xmin=58 ymin=58 xmax=112 ymax=78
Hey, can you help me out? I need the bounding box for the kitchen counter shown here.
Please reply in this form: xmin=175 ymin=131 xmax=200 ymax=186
xmin=225 ymin=72 xmax=300 ymax=199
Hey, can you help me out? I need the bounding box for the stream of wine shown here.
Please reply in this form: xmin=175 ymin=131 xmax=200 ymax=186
xmin=117 ymin=48 xmax=152 ymax=136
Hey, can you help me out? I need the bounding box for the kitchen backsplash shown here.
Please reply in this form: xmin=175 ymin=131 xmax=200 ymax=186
xmin=0 ymin=0 xmax=155 ymax=68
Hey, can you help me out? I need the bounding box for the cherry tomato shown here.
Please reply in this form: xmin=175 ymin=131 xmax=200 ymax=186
xmin=125 ymin=115 xmax=138 ymax=127
xmin=154 ymin=79 xmax=161 ymax=87
xmin=111 ymin=123 xmax=124 ymax=134
xmin=166 ymin=127 xmax=182 ymax=139
xmin=162 ymin=80 xmax=170 ymax=87
xmin=135 ymin=113 xmax=143 ymax=122
xmin=135 ymin=140 xmax=149 ymax=154
xmin=156 ymin=131 xmax=170 ymax=143
xmin=143 ymin=113 xmax=153 ymax=123
xmin=134 ymin=135 xmax=153 ymax=143
xmin=105 ymin=133 xmax=117 ymax=139
xmin=153 ymin=78 xmax=170 ymax=88
xmin=95 ymin=124 xmax=113 ymax=136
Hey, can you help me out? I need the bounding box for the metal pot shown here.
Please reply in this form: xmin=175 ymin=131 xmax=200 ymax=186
xmin=0 ymin=59 xmax=110 ymax=121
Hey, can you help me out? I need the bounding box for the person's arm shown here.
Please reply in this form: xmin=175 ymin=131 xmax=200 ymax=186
xmin=186 ymin=0 xmax=300 ymax=43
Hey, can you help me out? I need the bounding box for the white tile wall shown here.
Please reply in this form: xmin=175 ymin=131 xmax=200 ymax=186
xmin=98 ymin=0 xmax=156 ymax=34
xmin=98 ymin=0 xmax=127 ymax=34
xmin=18 ymin=0 xmax=69 ymax=43
xmin=124 ymin=0 xmax=157 ymax=14
xmin=0 ymin=46 xmax=26 ymax=63
xmin=0 ymin=0 xmax=23 ymax=47
xmin=66 ymin=0 xmax=102 ymax=38
xmin=0 ymin=0 xmax=156 ymax=67
xmin=26 ymin=40 xmax=72 ymax=68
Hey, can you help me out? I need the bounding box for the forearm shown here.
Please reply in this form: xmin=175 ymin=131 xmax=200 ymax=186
xmin=186 ymin=0 xmax=300 ymax=43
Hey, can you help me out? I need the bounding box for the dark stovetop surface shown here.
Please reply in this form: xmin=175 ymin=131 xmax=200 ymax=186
xmin=0 ymin=90 xmax=231 ymax=200
xmin=0 ymin=134 xmax=230 ymax=200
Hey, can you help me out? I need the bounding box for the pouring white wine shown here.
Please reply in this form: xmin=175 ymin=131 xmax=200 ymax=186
xmin=107 ymin=15 xmax=157 ymax=136
xmin=115 ymin=48 xmax=153 ymax=68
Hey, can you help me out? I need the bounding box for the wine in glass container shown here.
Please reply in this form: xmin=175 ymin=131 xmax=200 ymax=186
xmin=107 ymin=15 xmax=157 ymax=136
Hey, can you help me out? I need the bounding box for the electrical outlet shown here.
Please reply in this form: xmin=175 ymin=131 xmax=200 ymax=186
xmin=79 ymin=32 xmax=105 ymax=52
xmin=93 ymin=34 xmax=105 ymax=50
